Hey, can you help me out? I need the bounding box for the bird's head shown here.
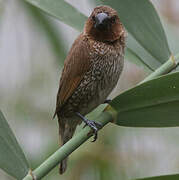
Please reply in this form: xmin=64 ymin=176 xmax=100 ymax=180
xmin=84 ymin=6 xmax=125 ymax=42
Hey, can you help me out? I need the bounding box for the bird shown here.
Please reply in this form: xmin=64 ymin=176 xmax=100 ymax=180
xmin=53 ymin=5 xmax=126 ymax=174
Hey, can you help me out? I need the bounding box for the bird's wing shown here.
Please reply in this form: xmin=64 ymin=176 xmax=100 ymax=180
xmin=54 ymin=34 xmax=91 ymax=116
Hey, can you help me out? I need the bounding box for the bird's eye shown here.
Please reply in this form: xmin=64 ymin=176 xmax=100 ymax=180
xmin=92 ymin=16 xmax=96 ymax=21
xmin=111 ymin=16 xmax=116 ymax=24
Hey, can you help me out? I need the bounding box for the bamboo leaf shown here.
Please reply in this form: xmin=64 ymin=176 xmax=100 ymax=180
xmin=125 ymin=47 xmax=153 ymax=73
xmin=25 ymin=0 xmax=87 ymax=32
xmin=0 ymin=111 xmax=29 ymax=180
xmin=108 ymin=72 xmax=179 ymax=127
xmin=126 ymin=34 xmax=161 ymax=70
xmin=23 ymin=2 xmax=67 ymax=65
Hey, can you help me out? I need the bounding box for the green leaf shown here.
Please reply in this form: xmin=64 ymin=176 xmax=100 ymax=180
xmin=0 ymin=111 xmax=29 ymax=179
xmin=136 ymin=174 xmax=179 ymax=180
xmin=126 ymin=34 xmax=161 ymax=70
xmin=125 ymin=47 xmax=153 ymax=73
xmin=97 ymin=0 xmax=171 ymax=66
xmin=23 ymin=2 xmax=67 ymax=65
xmin=25 ymin=0 xmax=87 ymax=32
xmin=109 ymin=72 xmax=179 ymax=127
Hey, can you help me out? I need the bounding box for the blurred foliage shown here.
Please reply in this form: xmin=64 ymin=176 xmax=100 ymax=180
xmin=0 ymin=111 xmax=29 ymax=180
xmin=22 ymin=1 xmax=67 ymax=65
xmin=1 ymin=0 xmax=179 ymax=180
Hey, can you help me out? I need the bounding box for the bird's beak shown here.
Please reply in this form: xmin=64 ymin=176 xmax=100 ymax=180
xmin=94 ymin=12 xmax=109 ymax=29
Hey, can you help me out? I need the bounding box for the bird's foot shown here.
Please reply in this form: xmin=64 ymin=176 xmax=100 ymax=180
xmin=104 ymin=99 xmax=111 ymax=104
xmin=83 ymin=119 xmax=102 ymax=142
xmin=76 ymin=112 xmax=102 ymax=142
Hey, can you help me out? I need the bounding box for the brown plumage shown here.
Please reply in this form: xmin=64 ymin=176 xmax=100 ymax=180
xmin=54 ymin=5 xmax=126 ymax=174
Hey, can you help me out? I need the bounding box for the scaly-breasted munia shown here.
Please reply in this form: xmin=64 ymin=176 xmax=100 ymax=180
xmin=54 ymin=5 xmax=126 ymax=174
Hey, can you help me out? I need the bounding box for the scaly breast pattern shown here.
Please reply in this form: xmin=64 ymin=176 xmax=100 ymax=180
xmin=65 ymin=38 xmax=124 ymax=116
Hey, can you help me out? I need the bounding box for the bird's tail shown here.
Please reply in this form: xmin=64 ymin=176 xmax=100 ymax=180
xmin=58 ymin=119 xmax=76 ymax=174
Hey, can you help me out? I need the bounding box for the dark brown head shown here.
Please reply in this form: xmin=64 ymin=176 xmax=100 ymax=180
xmin=84 ymin=6 xmax=125 ymax=42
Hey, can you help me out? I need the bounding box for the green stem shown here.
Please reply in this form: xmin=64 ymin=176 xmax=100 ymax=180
xmin=140 ymin=54 xmax=179 ymax=83
xmin=23 ymin=111 xmax=113 ymax=180
xmin=23 ymin=53 xmax=179 ymax=180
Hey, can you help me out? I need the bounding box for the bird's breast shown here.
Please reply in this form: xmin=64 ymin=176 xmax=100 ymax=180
xmin=90 ymin=48 xmax=124 ymax=103
xmin=73 ymin=41 xmax=124 ymax=114
xmin=63 ymin=39 xmax=124 ymax=117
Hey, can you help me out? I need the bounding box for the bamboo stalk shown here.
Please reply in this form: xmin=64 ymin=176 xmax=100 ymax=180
xmin=23 ymin=112 xmax=113 ymax=180
xmin=22 ymin=53 xmax=179 ymax=180
xmin=140 ymin=54 xmax=179 ymax=83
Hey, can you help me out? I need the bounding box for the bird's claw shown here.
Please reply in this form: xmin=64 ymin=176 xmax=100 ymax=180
xmin=83 ymin=119 xmax=102 ymax=142
xmin=76 ymin=112 xmax=102 ymax=142
xmin=83 ymin=120 xmax=102 ymax=129
xmin=85 ymin=120 xmax=102 ymax=142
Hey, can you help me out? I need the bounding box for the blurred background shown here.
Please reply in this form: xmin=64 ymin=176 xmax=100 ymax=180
xmin=1 ymin=0 xmax=179 ymax=179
